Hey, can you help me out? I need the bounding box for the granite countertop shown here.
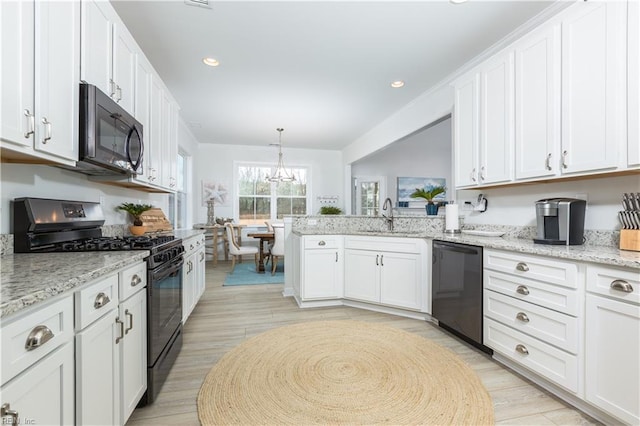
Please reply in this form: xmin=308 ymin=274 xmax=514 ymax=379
xmin=1 ymin=251 xmax=149 ymax=320
xmin=293 ymin=229 xmax=640 ymax=270
xmin=174 ymin=228 xmax=205 ymax=240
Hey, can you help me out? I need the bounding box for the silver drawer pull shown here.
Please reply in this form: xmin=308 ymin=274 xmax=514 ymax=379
xmin=318 ymin=240 xmax=326 ymax=246
xmin=130 ymin=274 xmax=142 ymax=287
xmin=94 ymin=292 xmax=111 ymax=309
xmin=25 ymin=325 xmax=54 ymax=351
xmin=115 ymin=317 xmax=124 ymax=344
xmin=610 ymin=280 xmax=633 ymax=293
xmin=516 ymin=312 xmax=530 ymax=323
xmin=515 ymin=262 xmax=529 ymax=272
xmin=516 ymin=285 xmax=530 ymax=296
xmin=1 ymin=403 xmax=19 ymax=423
xmin=125 ymin=309 xmax=133 ymax=334
xmin=515 ymin=344 xmax=529 ymax=355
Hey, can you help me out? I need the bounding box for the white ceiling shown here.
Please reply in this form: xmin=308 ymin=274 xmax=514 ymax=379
xmin=111 ymin=0 xmax=554 ymax=150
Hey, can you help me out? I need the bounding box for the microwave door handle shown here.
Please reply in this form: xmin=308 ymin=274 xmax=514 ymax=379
xmin=126 ymin=126 xmax=143 ymax=172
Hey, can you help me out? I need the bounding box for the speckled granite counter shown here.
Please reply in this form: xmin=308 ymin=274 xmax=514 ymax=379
xmin=1 ymin=251 xmax=149 ymax=319
xmin=174 ymin=229 xmax=205 ymax=240
xmin=293 ymin=229 xmax=640 ymax=270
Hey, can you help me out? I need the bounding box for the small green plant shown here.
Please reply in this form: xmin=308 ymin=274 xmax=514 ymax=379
xmin=410 ymin=186 xmax=446 ymax=204
xmin=116 ymin=202 xmax=154 ymax=226
xmin=319 ymin=206 xmax=343 ymax=215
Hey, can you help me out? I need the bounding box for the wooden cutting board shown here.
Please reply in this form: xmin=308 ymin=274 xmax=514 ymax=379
xmin=140 ymin=208 xmax=172 ymax=232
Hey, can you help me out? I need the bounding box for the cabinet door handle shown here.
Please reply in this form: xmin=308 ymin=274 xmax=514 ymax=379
xmin=24 ymin=325 xmax=54 ymax=351
xmin=545 ymin=153 xmax=552 ymax=171
xmin=480 ymin=166 xmax=486 ymax=181
xmin=94 ymin=292 xmax=111 ymax=309
xmin=380 ymin=254 xmax=384 ymax=266
xmin=116 ymin=85 xmax=122 ymax=102
xmin=610 ymin=279 xmax=633 ymax=293
xmin=109 ymin=79 xmax=117 ymax=97
xmin=115 ymin=317 xmax=124 ymax=344
xmin=562 ymin=150 xmax=568 ymax=169
xmin=200 ymin=252 xmax=205 ymax=261
xmin=516 ymin=312 xmax=530 ymax=323
xmin=190 ymin=244 xmax=195 ymax=250
xmin=318 ymin=240 xmax=326 ymax=246
xmin=24 ymin=109 xmax=35 ymax=138
xmin=470 ymin=168 xmax=477 ymax=182
xmin=130 ymin=274 xmax=142 ymax=287
xmin=515 ymin=344 xmax=529 ymax=355
xmin=335 ymin=252 xmax=338 ymax=262
xmin=125 ymin=309 xmax=133 ymax=334
xmin=516 ymin=285 xmax=530 ymax=296
xmin=1 ymin=404 xmax=19 ymax=424
xmin=41 ymin=117 xmax=52 ymax=144
xmin=515 ymin=262 xmax=529 ymax=272
xmin=376 ymin=254 xmax=379 ymax=266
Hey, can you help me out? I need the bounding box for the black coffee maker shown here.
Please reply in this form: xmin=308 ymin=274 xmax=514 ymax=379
xmin=533 ymin=198 xmax=586 ymax=245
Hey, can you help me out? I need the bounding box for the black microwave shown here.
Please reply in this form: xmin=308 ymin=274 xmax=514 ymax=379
xmin=77 ymin=83 xmax=143 ymax=176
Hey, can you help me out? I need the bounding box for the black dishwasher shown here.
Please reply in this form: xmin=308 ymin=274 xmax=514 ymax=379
xmin=432 ymin=240 xmax=492 ymax=354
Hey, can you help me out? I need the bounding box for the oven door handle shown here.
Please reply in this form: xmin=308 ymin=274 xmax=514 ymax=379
xmin=151 ymin=257 xmax=184 ymax=283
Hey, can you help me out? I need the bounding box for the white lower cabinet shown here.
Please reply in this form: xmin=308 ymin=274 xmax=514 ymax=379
xmin=483 ymin=249 xmax=581 ymax=394
xmin=1 ymin=295 xmax=75 ymax=425
xmin=183 ymin=234 xmax=206 ymax=323
xmin=344 ymin=236 xmax=425 ymax=311
xmin=585 ymin=265 xmax=640 ymax=425
xmin=1 ymin=343 xmax=75 ymax=426
xmin=299 ymin=235 xmax=343 ymax=301
xmin=75 ymin=262 xmax=147 ymax=426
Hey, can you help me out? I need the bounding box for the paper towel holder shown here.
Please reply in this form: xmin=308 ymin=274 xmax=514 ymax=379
xmin=444 ymin=202 xmax=462 ymax=234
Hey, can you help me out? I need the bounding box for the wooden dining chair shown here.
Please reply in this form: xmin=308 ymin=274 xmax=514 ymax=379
xmin=270 ymin=225 xmax=285 ymax=275
xmin=225 ymin=223 xmax=258 ymax=273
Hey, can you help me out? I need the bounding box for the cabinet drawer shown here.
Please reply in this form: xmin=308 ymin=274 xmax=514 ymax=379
xmin=484 ymin=269 xmax=580 ymax=316
xmin=119 ymin=262 xmax=147 ymax=302
xmin=345 ymin=236 xmax=422 ymax=253
xmin=484 ymin=317 xmax=579 ymax=393
xmin=484 ymin=290 xmax=579 ymax=353
xmin=1 ymin=295 xmax=74 ymax=385
xmin=303 ymin=235 xmax=341 ymax=250
xmin=586 ymin=264 xmax=640 ymax=305
xmin=183 ymin=234 xmax=205 ymax=257
xmin=75 ymin=274 xmax=119 ymax=330
xmin=484 ymin=249 xmax=578 ymax=288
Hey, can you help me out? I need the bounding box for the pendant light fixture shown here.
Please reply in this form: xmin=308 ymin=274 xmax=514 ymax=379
xmin=266 ymin=128 xmax=296 ymax=182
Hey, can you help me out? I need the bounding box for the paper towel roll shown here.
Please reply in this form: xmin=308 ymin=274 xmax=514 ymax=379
xmin=445 ymin=203 xmax=459 ymax=231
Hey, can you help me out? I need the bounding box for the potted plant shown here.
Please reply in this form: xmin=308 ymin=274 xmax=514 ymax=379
xmin=319 ymin=206 xmax=343 ymax=215
xmin=116 ymin=202 xmax=154 ymax=235
xmin=410 ymin=186 xmax=446 ymax=215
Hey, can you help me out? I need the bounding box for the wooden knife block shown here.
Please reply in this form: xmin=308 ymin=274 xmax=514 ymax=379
xmin=620 ymin=229 xmax=640 ymax=252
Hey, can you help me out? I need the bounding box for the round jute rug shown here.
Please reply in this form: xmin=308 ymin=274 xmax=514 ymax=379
xmin=197 ymin=320 xmax=494 ymax=425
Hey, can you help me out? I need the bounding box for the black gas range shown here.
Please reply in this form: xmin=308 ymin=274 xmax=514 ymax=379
xmin=11 ymin=197 xmax=184 ymax=406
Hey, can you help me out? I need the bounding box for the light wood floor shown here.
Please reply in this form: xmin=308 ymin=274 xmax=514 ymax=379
xmin=127 ymin=261 xmax=600 ymax=426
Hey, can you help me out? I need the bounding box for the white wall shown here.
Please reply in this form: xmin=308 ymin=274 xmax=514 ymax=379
xmin=192 ymin=143 xmax=343 ymax=223
xmin=351 ymin=117 xmax=452 ymax=203
xmin=458 ymin=175 xmax=640 ymax=231
xmin=0 ymin=164 xmax=167 ymax=234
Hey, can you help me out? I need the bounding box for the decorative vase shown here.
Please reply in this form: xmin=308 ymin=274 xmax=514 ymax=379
xmin=425 ymin=203 xmax=439 ymax=216
xmin=206 ymin=200 xmax=216 ymax=225
xmin=129 ymin=225 xmax=146 ymax=236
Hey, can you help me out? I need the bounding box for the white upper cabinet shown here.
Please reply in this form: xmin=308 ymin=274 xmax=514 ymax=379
xmin=453 ymin=72 xmax=480 ymax=188
xmin=629 ymin=0 xmax=640 ymax=167
xmin=1 ymin=0 xmax=35 ymax=150
xmin=479 ymin=51 xmax=514 ymax=185
xmin=1 ymin=0 xmax=79 ymax=166
xmin=112 ymin=24 xmax=136 ymax=113
xmin=560 ymin=0 xmax=626 ymax=174
xmin=81 ymin=0 xmax=136 ymax=114
xmin=514 ymin=23 xmax=561 ymax=180
xmin=134 ymin=54 xmax=153 ymax=183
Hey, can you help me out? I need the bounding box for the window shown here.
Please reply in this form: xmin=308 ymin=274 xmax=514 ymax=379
xmin=237 ymin=165 xmax=308 ymax=225
xmin=175 ymin=152 xmax=189 ymax=229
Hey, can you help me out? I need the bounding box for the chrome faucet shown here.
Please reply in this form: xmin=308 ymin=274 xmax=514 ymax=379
xmin=382 ymin=198 xmax=394 ymax=231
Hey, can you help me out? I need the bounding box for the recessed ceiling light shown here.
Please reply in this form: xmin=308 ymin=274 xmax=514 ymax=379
xmin=449 ymin=0 xmax=468 ymax=4
xmin=391 ymin=80 xmax=405 ymax=88
xmin=202 ymin=57 xmax=219 ymax=67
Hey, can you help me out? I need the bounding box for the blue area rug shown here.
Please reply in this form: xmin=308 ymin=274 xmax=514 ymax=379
xmin=223 ymin=260 xmax=284 ymax=286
